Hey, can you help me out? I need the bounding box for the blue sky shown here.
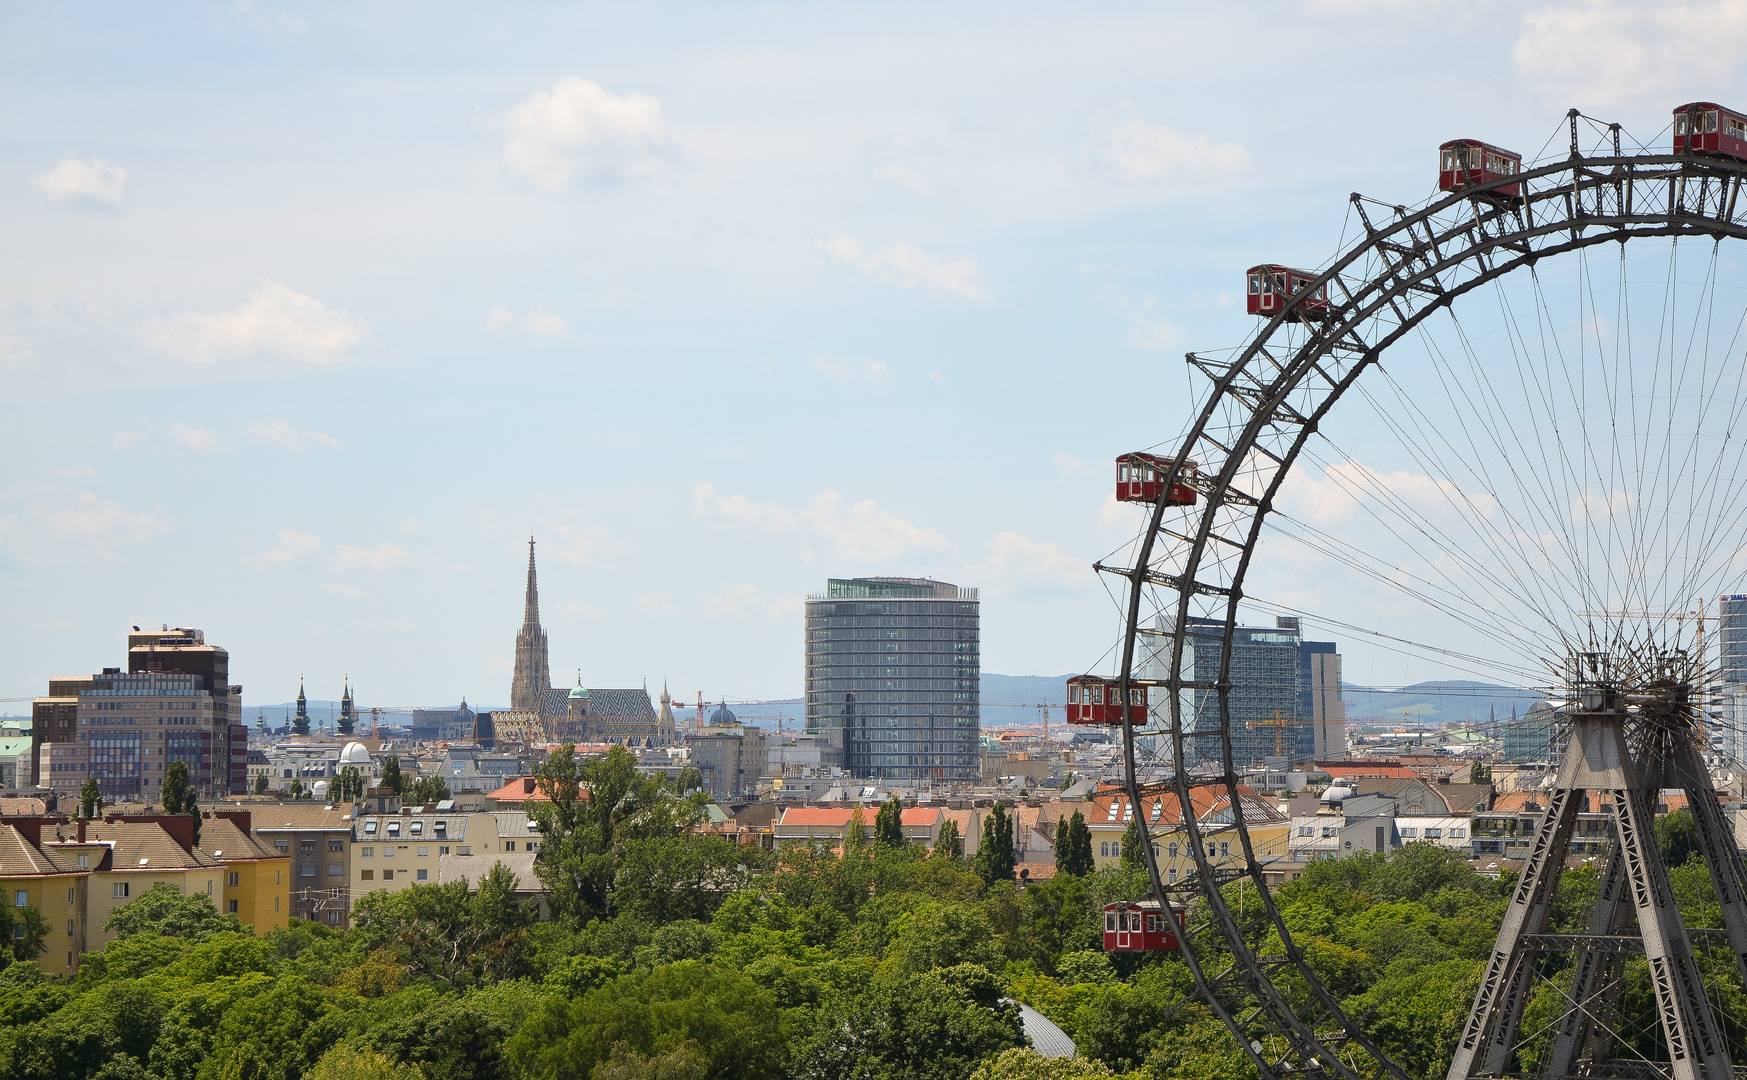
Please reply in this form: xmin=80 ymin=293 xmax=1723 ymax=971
xmin=3 ymin=1 xmax=1742 ymax=709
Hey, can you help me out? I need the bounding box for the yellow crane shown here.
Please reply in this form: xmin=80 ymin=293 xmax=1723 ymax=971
xmin=1246 ymin=710 xmax=1292 ymax=762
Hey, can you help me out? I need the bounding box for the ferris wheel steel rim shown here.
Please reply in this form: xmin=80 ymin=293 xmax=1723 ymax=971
xmin=1111 ymin=148 xmax=1747 ymax=1080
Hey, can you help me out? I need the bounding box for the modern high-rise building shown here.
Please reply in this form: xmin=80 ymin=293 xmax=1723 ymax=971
xmin=804 ymin=577 xmax=980 ymax=783
xmin=1501 ymin=702 xmax=1555 ymax=763
xmin=1302 ymin=645 xmax=1346 ymax=760
xmin=126 ymin=626 xmax=245 ymax=796
xmin=1714 ymin=595 xmax=1747 ymax=763
xmin=1185 ymin=616 xmax=1304 ymax=767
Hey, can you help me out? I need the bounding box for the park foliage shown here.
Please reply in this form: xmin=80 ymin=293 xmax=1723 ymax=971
xmin=0 ymin=748 xmax=1729 ymax=1080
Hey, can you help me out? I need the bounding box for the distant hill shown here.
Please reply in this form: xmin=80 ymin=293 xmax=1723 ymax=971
xmin=1341 ymin=680 xmax=1542 ymax=727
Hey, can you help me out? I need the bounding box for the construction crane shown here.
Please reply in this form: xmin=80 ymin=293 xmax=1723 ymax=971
xmin=1246 ymin=710 xmax=1292 ymax=762
xmin=983 ymin=702 xmax=1062 ymax=740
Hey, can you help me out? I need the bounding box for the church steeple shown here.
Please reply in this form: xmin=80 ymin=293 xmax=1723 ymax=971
xmin=338 ymin=677 xmax=355 ymax=736
xmin=511 ymin=536 xmax=553 ymax=713
xmin=293 ymin=676 xmax=310 ymax=737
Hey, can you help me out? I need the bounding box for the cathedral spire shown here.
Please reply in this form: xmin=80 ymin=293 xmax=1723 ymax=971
xmin=294 ymin=676 xmax=310 ymax=737
xmin=523 ymin=535 xmax=541 ymax=633
xmin=511 ymin=536 xmax=553 ymax=713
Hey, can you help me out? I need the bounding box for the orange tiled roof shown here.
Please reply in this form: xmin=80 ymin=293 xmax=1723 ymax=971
xmin=779 ymin=808 xmax=854 ymax=827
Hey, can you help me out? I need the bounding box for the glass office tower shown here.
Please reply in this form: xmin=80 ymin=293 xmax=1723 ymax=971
xmin=804 ymin=577 xmax=980 ymax=782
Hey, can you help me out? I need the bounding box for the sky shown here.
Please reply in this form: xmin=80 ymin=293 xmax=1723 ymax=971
xmin=4 ymin=0 xmax=1746 ymax=710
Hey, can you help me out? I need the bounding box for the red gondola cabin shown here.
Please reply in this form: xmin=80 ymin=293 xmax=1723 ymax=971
xmin=1103 ymin=900 xmax=1187 ymax=951
xmin=1438 ymin=140 xmax=1522 ymax=199
xmin=1116 ymin=453 xmax=1198 ymax=506
xmin=1246 ymin=265 xmax=1329 ymax=319
xmin=1674 ymin=102 xmax=1747 ymax=162
xmin=1066 ymin=675 xmax=1147 ymax=726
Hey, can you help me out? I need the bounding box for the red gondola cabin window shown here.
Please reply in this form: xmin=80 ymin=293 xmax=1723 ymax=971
xmin=1246 ymin=265 xmax=1329 ymax=319
xmin=1103 ymin=901 xmax=1186 ymax=951
xmin=1438 ymin=140 xmax=1522 ymax=199
xmin=1066 ymin=676 xmax=1147 ymax=726
xmin=1674 ymin=102 xmax=1747 ymax=162
xmin=1116 ymin=453 xmax=1197 ymax=506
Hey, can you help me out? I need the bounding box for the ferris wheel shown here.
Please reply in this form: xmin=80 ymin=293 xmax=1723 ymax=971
xmin=1094 ymin=104 xmax=1747 ymax=1080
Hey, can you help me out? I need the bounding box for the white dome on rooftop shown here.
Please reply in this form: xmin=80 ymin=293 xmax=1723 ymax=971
xmin=340 ymin=741 xmax=372 ymax=764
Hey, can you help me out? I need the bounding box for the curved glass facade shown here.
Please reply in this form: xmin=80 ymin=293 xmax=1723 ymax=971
xmin=804 ymin=577 xmax=980 ymax=782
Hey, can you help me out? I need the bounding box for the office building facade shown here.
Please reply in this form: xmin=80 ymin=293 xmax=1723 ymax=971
xmin=127 ymin=627 xmax=245 ymax=795
xmin=1186 ymin=616 xmax=1303 ymax=767
xmin=804 ymin=577 xmax=980 ymax=783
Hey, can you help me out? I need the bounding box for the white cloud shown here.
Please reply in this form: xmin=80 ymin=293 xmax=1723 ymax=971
xmin=1126 ymin=297 xmax=1184 ymax=350
xmin=1 ymin=483 xmax=167 ymax=563
xmin=113 ymin=432 xmax=140 ymax=450
xmin=971 ymin=531 xmax=1090 ymax=592
xmin=875 ymin=164 xmax=936 ymax=196
xmin=334 ymin=543 xmax=413 ymax=570
xmin=35 ymin=158 xmax=128 ymax=206
xmin=0 ymin=335 xmax=37 ymax=376
xmin=486 ymin=308 xmax=569 ymax=336
xmin=699 ymin=583 xmax=797 ymax=620
xmin=247 ymin=418 xmax=343 ymax=452
xmin=155 ymin=282 xmax=369 ymax=364
xmin=692 ymin=483 xmax=951 ymax=562
xmin=502 ymin=76 xmax=676 ymax=192
xmin=324 ymin=582 xmax=363 ymax=598
xmin=929 ymin=370 xmax=950 ymax=390
xmin=1571 ymin=488 xmax=1633 ymax=525
xmin=1277 ymin=457 xmax=1492 ymax=526
xmin=171 ymin=425 xmax=223 ymax=453
xmin=824 ymin=234 xmax=989 ymax=301
xmin=540 ymin=522 xmax=621 ymax=563
xmin=1514 ymin=1 xmax=1747 ymax=104
xmin=811 ymin=353 xmax=892 ymax=386
xmin=235 ymin=0 xmax=306 ymax=35
xmin=258 ymin=529 xmax=322 ymax=565
xmin=1054 ymin=452 xmax=1092 ymax=477
xmin=800 ymin=490 xmax=951 ymax=561
xmin=1093 ymin=119 xmax=1249 ymax=180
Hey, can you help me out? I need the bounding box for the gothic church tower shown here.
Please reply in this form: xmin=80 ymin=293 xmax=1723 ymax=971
xmin=511 ymin=536 xmax=553 ymax=712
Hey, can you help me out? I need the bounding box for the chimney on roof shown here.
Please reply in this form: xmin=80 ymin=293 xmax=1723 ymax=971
xmin=77 ymin=818 xmax=86 ymax=844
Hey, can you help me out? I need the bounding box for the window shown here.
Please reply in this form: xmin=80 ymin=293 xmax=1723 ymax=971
xmin=503 ymin=841 xmax=515 ymax=852
xmin=1104 ymin=911 xmax=1115 ymax=931
xmin=327 ymin=911 xmax=341 ymax=925
xmin=327 ymin=863 xmax=343 ymax=876
xmin=66 ymin=920 xmax=74 ymax=934
xmin=113 ymin=882 xmax=130 ymax=899
xmin=416 ymin=869 xmax=428 ymax=881
xmin=360 ymin=869 xmax=374 ymax=880
xmin=227 ymin=900 xmax=239 ymax=914
xmin=274 ymin=839 xmax=290 ymax=852
xmin=1146 ymin=914 xmax=1161 ymax=933
xmin=1219 ymin=842 xmax=1229 ymax=858
xmin=383 ymin=869 xmax=394 ymax=881
xmin=1452 ymin=828 xmax=1466 ymax=838
xmin=1425 ymin=828 xmax=1442 ymax=840
xmin=417 ymin=847 xmax=428 ymax=858
xmin=1099 ymin=842 xmax=1109 ymax=857
xmin=274 ymin=897 xmax=279 ymax=911
xmin=365 ymin=821 xmax=378 ymax=835
xmin=410 ymin=822 xmax=422 ymax=835
xmin=77 ymin=854 xmax=89 ymax=869
xmin=67 ymin=888 xmax=74 ymax=904
xmin=1167 ymin=868 xmax=1177 ymax=884
xmin=275 ymin=871 xmax=281 ymax=885
xmin=328 ymin=840 xmax=343 ymax=852
xmin=439 ymin=846 xmax=450 ymax=855
xmin=1401 ymin=827 xmax=1417 ymax=838
xmin=383 ymin=847 xmax=394 ymax=858
xmin=361 ymin=847 xmax=373 ymax=857
xmin=300 ymin=863 xmax=315 ymax=878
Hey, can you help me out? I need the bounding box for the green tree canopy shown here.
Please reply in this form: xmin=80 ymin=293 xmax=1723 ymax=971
xmin=79 ymin=778 xmax=104 ymax=820
xmin=934 ymin=817 xmax=962 ymax=860
xmin=974 ymin=803 xmax=1016 ymax=886
xmin=104 ymin=883 xmax=242 ymax=941
xmin=159 ymin=760 xmax=200 ymax=846
xmin=380 ymin=756 xmax=403 ymax=795
xmin=874 ymin=796 xmax=906 ymax=849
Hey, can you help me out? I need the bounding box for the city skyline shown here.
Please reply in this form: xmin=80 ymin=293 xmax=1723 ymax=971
xmin=6 ymin=4 xmax=1742 ymax=705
